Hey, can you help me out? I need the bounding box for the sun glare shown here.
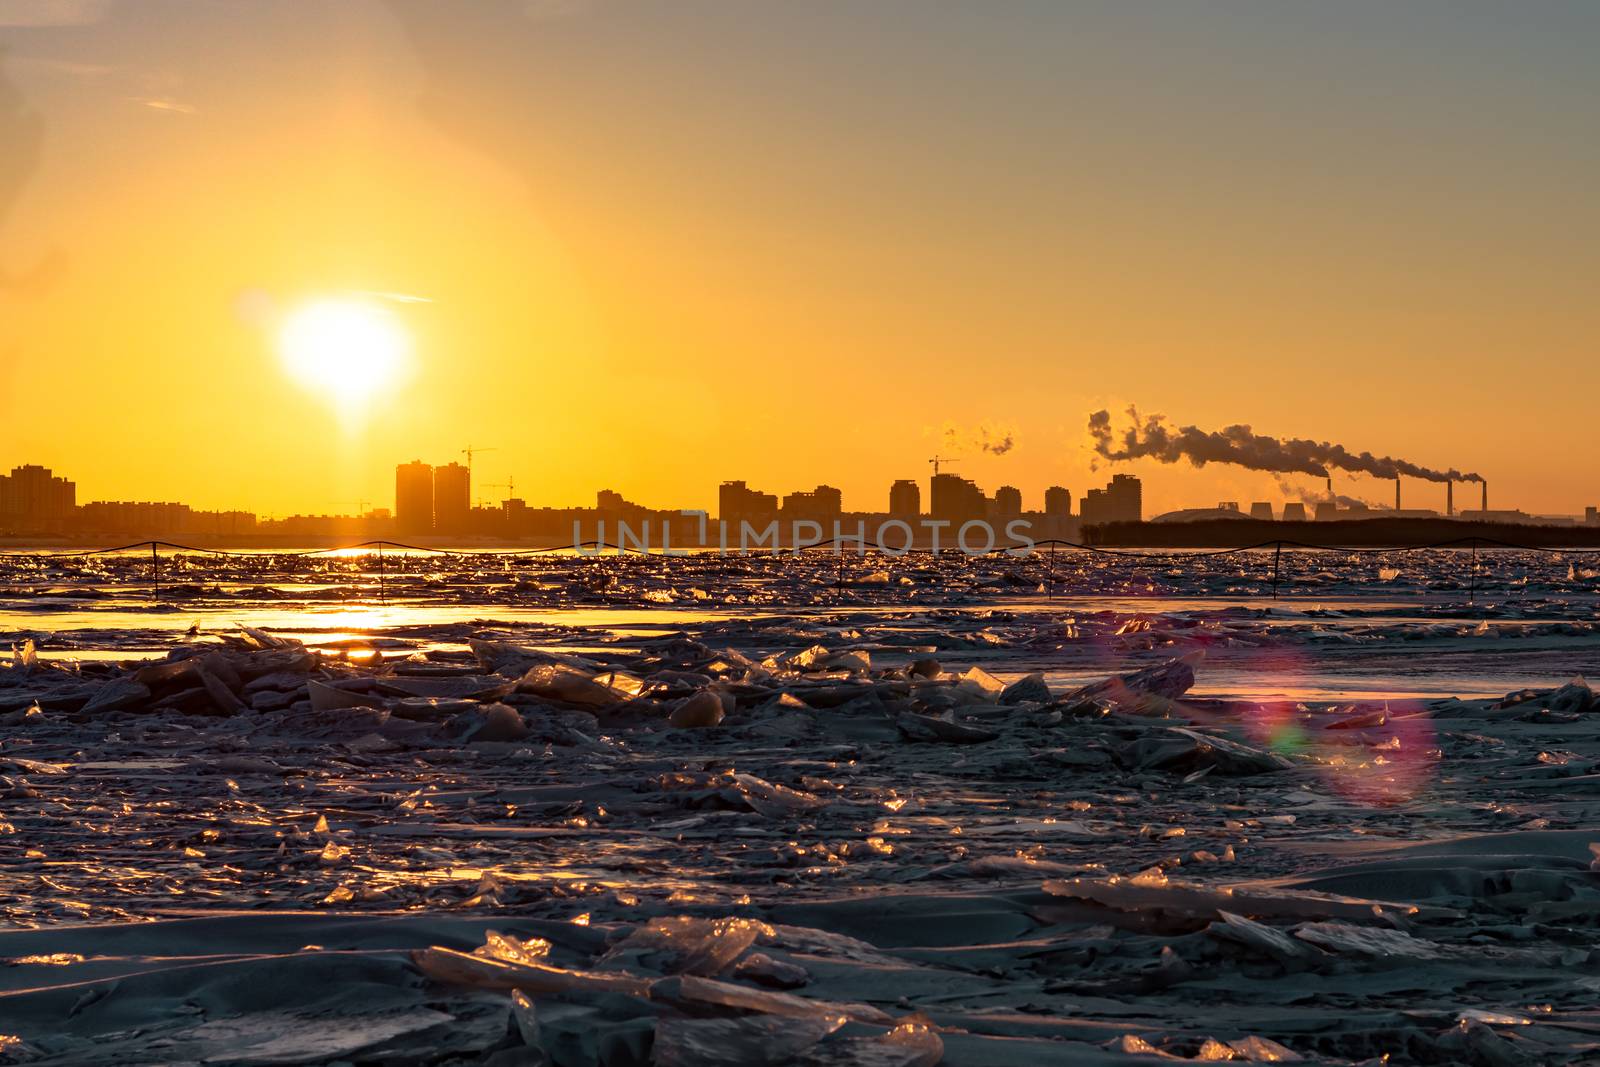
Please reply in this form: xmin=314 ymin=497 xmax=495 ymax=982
xmin=278 ymin=298 xmax=411 ymax=412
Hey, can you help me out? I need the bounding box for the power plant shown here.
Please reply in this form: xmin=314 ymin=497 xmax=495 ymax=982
xmin=1140 ymin=469 xmax=1555 ymax=526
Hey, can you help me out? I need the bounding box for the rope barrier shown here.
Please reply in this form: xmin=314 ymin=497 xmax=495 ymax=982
xmin=2 ymin=534 xmax=1600 ymax=562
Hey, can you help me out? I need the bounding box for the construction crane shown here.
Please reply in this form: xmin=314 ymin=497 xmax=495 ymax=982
xmin=481 ymin=476 xmax=516 ymax=506
xmin=928 ymin=456 xmax=959 ymax=477
xmin=339 ymin=500 xmax=372 ymax=517
xmin=461 ymin=444 xmax=497 ymax=477
xmin=462 ymin=445 xmax=498 ymax=507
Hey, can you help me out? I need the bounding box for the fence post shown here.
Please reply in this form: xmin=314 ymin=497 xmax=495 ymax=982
xmin=150 ymin=541 xmax=160 ymax=601
xmin=1271 ymin=541 xmax=1282 ymax=600
xmin=1469 ymin=539 xmax=1477 ymax=606
xmin=378 ymin=542 xmax=386 ymax=605
xmin=1048 ymin=540 xmax=1055 ymax=600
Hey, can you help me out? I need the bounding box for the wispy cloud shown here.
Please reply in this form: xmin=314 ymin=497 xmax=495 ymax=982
xmin=521 ymin=0 xmax=591 ymax=22
xmin=0 ymin=0 xmax=111 ymax=27
xmin=358 ymin=291 xmax=433 ymax=304
xmin=133 ymin=96 xmax=197 ymax=115
xmin=11 ymin=56 xmax=113 ymax=78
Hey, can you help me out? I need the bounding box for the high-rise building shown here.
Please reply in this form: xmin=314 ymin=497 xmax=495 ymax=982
xmin=929 ymin=473 xmax=987 ymax=525
xmin=0 ymin=465 xmax=76 ymax=531
xmin=1249 ymin=502 xmax=1274 ymax=521
xmin=432 ymin=463 xmax=470 ymax=534
xmin=395 ymin=461 xmax=434 ymax=535
xmin=889 ymin=479 xmax=921 ymax=517
xmin=1079 ymin=474 xmax=1142 ymax=526
xmin=782 ymin=485 xmax=843 ymax=520
xmin=992 ymin=485 xmax=1022 ymax=518
xmin=719 ymin=481 xmax=778 ymax=526
xmin=1043 ymin=485 xmax=1071 ymax=519
xmin=1107 ymin=474 xmax=1142 ymax=523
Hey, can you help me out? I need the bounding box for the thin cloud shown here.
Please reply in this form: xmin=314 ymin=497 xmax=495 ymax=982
xmin=521 ymin=0 xmax=591 ymax=21
xmin=0 ymin=0 xmax=112 ymax=27
xmin=11 ymin=56 xmax=114 ymax=78
xmin=359 ymin=291 xmax=433 ymax=304
xmin=134 ymin=96 xmax=198 ymax=115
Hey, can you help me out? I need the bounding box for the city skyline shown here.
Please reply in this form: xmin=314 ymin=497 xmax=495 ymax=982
xmin=6 ymin=454 xmax=1598 ymax=543
xmin=4 ymin=4 xmax=1600 ymax=517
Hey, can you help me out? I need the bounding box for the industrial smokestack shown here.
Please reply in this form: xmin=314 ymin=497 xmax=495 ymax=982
xmin=1447 ymin=481 xmax=1453 ymax=517
xmin=1325 ymin=475 xmax=1332 ymax=498
xmin=1482 ymin=482 xmax=1488 ymax=513
xmin=1088 ymin=408 xmax=1485 ymax=486
xmin=1395 ymin=478 xmax=1401 ymax=511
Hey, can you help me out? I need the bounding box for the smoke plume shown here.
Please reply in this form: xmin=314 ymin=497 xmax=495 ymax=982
xmin=941 ymin=423 xmax=1015 ymax=456
xmin=1271 ymin=475 xmax=1379 ymax=509
xmin=1088 ymin=408 xmax=1482 ymax=485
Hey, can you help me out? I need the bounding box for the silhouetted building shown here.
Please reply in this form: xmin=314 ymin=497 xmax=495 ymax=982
xmin=719 ymin=481 xmax=778 ymax=527
xmin=0 ymin=465 xmax=76 ymax=532
xmin=1282 ymin=502 xmax=1308 ymax=522
xmin=1044 ymin=486 xmax=1071 ymax=519
xmin=595 ymin=489 xmax=653 ymax=528
xmin=1080 ymin=474 xmax=1142 ymax=526
xmin=433 ymin=463 xmax=470 ymax=534
xmin=1588 ymin=506 xmax=1599 ymax=527
xmin=1080 ymin=489 xmax=1105 ymax=524
xmin=889 ymin=479 xmax=921 ymax=517
xmin=992 ymin=485 xmax=1022 ymax=519
xmin=929 ymin=473 xmax=987 ymax=525
xmin=1109 ymin=474 xmax=1142 ymax=522
xmin=79 ymin=501 xmax=188 ymax=536
xmin=77 ymin=501 xmax=258 ymax=538
xmin=782 ymin=484 xmax=843 ymax=521
xmin=1249 ymin=502 xmax=1274 ymax=521
xmin=395 ymin=461 xmax=434 ymax=535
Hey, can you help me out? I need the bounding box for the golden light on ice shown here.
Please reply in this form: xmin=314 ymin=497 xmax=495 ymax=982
xmin=278 ymin=299 xmax=411 ymax=412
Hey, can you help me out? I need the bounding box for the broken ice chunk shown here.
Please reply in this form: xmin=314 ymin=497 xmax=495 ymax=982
xmin=1291 ymin=921 xmax=1443 ymax=959
xmin=653 ymin=974 xmax=893 ymax=1025
xmin=652 ymin=1013 xmax=845 ymax=1067
xmin=597 ymin=916 xmax=767 ymax=977
xmin=411 ymin=946 xmax=653 ymax=997
xmin=955 ymin=666 xmax=1005 ymax=703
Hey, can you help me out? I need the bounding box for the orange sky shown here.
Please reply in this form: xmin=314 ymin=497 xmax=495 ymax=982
xmin=1 ymin=1 xmax=1597 ymax=518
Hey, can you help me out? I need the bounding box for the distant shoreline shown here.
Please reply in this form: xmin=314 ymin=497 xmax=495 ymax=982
xmin=3 ymin=517 xmax=1599 ymax=552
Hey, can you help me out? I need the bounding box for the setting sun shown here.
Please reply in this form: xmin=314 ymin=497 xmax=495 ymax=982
xmin=277 ymin=298 xmax=412 ymax=412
